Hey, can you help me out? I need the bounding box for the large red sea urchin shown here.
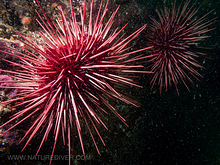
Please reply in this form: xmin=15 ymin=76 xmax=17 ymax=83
xmin=0 ymin=0 xmax=152 ymax=164
xmin=146 ymin=0 xmax=216 ymax=95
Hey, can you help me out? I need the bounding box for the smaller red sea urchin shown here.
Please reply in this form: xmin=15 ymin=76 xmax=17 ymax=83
xmin=0 ymin=0 xmax=152 ymax=164
xmin=146 ymin=0 xmax=216 ymax=95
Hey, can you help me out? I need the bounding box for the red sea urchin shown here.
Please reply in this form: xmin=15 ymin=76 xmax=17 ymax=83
xmin=146 ymin=0 xmax=216 ymax=95
xmin=0 ymin=0 xmax=152 ymax=164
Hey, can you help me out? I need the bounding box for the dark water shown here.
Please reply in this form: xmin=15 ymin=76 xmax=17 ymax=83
xmin=0 ymin=0 xmax=219 ymax=165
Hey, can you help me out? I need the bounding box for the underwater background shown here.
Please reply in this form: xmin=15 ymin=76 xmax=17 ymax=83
xmin=0 ymin=0 xmax=219 ymax=164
